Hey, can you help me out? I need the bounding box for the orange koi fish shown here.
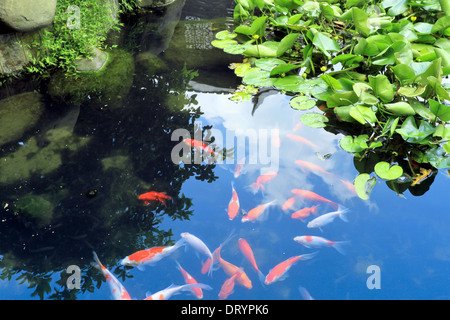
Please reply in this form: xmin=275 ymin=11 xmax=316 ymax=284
xmin=294 ymin=235 xmax=350 ymax=255
xmin=144 ymin=283 xmax=212 ymax=300
xmin=241 ymin=200 xmax=276 ymax=223
xmin=248 ymin=171 xmax=277 ymax=193
xmin=183 ymin=138 xmax=215 ymax=155
xmin=264 ymin=252 xmax=318 ymax=285
xmin=339 ymin=179 xmax=356 ymax=194
xmin=286 ymin=134 xmax=318 ymax=148
xmin=291 ymin=205 xmax=319 ymax=222
xmin=238 ymin=238 xmax=265 ymax=284
xmin=293 ymin=121 xmax=303 ymax=131
xmin=272 ymin=128 xmax=280 ymax=148
xmin=120 ymin=239 xmax=185 ymax=269
xmin=175 ymin=261 xmax=204 ymax=299
xmin=227 ymin=182 xmax=240 ymax=220
xmin=291 ymin=189 xmax=339 ymax=210
xmin=234 ymin=158 xmax=246 ymax=178
xmin=295 ymin=160 xmax=333 ymax=176
xmin=92 ymin=251 xmax=132 ymax=300
xmin=218 ymin=268 xmax=244 ymax=300
xmin=281 ymin=196 xmax=297 ymax=211
xmin=212 ymin=244 xmax=252 ymax=289
xmin=138 ymin=191 xmax=172 ymax=206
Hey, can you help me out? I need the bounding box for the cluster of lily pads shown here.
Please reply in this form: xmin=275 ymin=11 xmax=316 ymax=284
xmin=212 ymin=0 xmax=450 ymax=199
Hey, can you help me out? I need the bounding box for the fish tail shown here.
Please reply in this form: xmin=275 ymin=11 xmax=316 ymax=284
xmin=247 ymin=182 xmax=260 ymax=194
xmin=338 ymin=206 xmax=349 ymax=222
xmin=91 ymin=251 xmax=102 ymax=270
xmin=332 ymin=241 xmax=350 ymax=255
xmin=257 ymin=270 xmax=266 ymax=286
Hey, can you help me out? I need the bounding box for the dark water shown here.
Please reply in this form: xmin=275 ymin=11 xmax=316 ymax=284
xmin=0 ymin=0 xmax=449 ymax=300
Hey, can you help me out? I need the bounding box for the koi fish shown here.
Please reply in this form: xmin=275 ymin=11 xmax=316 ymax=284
xmin=138 ymin=191 xmax=172 ymax=206
xmin=293 ymin=235 xmax=350 ymax=255
xmin=92 ymin=251 xmax=132 ymax=300
xmin=218 ymin=268 xmax=244 ymax=300
xmin=291 ymin=206 xmax=319 ymax=222
xmin=241 ymin=200 xmax=276 ymax=223
xmin=234 ymin=157 xmax=246 ymax=178
xmin=212 ymin=244 xmax=252 ymax=289
xmin=339 ymin=179 xmax=356 ymax=194
xmin=181 ymin=232 xmax=214 ymax=276
xmin=272 ymin=128 xmax=280 ymax=148
xmin=264 ymin=252 xmax=318 ymax=285
xmin=291 ymin=189 xmax=339 ymax=210
xmin=238 ymin=238 xmax=265 ymax=284
xmin=175 ymin=261 xmax=204 ymax=299
xmin=286 ymin=134 xmax=318 ymax=148
xmin=144 ymin=283 xmax=212 ymax=300
xmin=248 ymin=171 xmax=277 ymax=193
xmin=200 ymin=230 xmax=235 ymax=275
xmin=183 ymin=138 xmax=215 ymax=155
xmin=295 ymin=160 xmax=333 ymax=176
xmin=298 ymin=286 xmax=314 ymax=300
xmin=120 ymin=239 xmax=185 ymax=269
xmin=293 ymin=121 xmax=303 ymax=132
xmin=281 ymin=196 xmax=297 ymax=211
xmin=307 ymin=206 xmax=349 ymax=231
xmin=227 ymin=182 xmax=240 ymax=220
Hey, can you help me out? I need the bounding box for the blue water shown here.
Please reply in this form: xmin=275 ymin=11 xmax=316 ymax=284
xmin=1 ymin=0 xmax=449 ymax=301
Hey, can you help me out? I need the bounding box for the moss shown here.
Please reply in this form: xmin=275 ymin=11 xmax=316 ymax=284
xmin=47 ymin=48 xmax=135 ymax=108
xmin=15 ymin=195 xmax=54 ymax=226
xmin=101 ymin=154 xmax=132 ymax=171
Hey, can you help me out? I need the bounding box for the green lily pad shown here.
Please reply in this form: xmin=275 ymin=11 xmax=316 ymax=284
xmin=290 ymin=96 xmax=317 ymax=110
xmin=354 ymin=173 xmax=376 ymax=200
xmin=374 ymin=161 xmax=403 ymax=180
xmin=300 ymin=112 xmax=329 ymax=128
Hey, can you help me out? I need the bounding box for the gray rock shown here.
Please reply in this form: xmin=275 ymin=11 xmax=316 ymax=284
xmin=0 ymin=0 xmax=57 ymax=32
xmin=74 ymin=47 xmax=108 ymax=72
xmin=138 ymin=0 xmax=177 ymax=8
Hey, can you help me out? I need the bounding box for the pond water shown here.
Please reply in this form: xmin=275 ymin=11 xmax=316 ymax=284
xmin=0 ymin=0 xmax=449 ymax=300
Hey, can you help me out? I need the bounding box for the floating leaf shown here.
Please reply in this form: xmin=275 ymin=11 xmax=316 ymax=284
xmin=349 ymin=105 xmax=378 ymax=125
xmin=300 ymin=112 xmax=329 ymax=128
xmin=368 ymin=74 xmax=394 ymax=103
xmin=374 ymin=161 xmax=403 ymax=180
xmin=397 ymin=86 xmax=426 ymax=97
xmin=270 ymin=64 xmax=301 ymax=77
xmin=354 ymin=173 xmax=376 ymax=200
xmin=429 ymin=98 xmax=450 ymax=122
xmin=395 ymin=116 xmax=435 ymax=143
xmin=211 ymin=39 xmax=238 ymax=49
xmin=384 ymin=102 xmax=416 ymax=116
xmin=215 ymin=30 xmax=237 ymax=40
xmin=431 ymin=16 xmax=450 ymax=33
xmin=277 ymin=33 xmax=300 ymax=56
xmin=290 ymin=96 xmax=317 ymax=110
xmin=312 ymin=31 xmax=340 ymax=57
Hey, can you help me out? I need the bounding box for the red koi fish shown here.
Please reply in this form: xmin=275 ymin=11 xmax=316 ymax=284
xmin=295 ymin=160 xmax=333 ymax=176
xmin=264 ymin=252 xmax=318 ymax=285
xmin=241 ymin=200 xmax=276 ymax=223
xmin=291 ymin=205 xmax=319 ymax=222
xmin=227 ymin=182 xmax=240 ymax=220
xmin=175 ymin=261 xmax=204 ymax=299
xmin=120 ymin=239 xmax=185 ymax=269
xmin=238 ymin=238 xmax=265 ymax=284
xmin=286 ymin=134 xmax=318 ymax=148
xmin=183 ymin=138 xmax=215 ymax=155
xmin=248 ymin=171 xmax=277 ymax=193
xmin=92 ymin=251 xmax=131 ymax=300
xmin=291 ymin=189 xmax=339 ymax=210
xmin=218 ymin=268 xmax=244 ymax=300
xmin=212 ymin=244 xmax=252 ymax=289
xmin=294 ymin=235 xmax=350 ymax=255
xmin=138 ymin=191 xmax=172 ymax=206
xmin=281 ymin=196 xmax=297 ymax=211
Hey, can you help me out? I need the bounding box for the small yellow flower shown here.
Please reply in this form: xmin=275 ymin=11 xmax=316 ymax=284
xmin=320 ymin=65 xmax=327 ymax=72
xmin=302 ymin=72 xmax=307 ymax=78
xmin=252 ymin=34 xmax=260 ymax=40
xmin=411 ymin=16 xmax=417 ymax=22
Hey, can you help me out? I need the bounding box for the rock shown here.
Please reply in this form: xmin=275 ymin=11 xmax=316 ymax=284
xmin=0 ymin=0 xmax=57 ymax=32
xmin=138 ymin=0 xmax=177 ymax=7
xmin=0 ymin=32 xmax=34 ymax=75
xmin=74 ymin=47 xmax=108 ymax=72
xmin=0 ymin=92 xmax=45 ymax=147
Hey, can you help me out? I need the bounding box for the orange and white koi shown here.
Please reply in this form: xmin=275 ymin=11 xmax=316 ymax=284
xmin=218 ymin=268 xmax=244 ymax=300
xmin=291 ymin=205 xmax=319 ymax=221
xmin=138 ymin=191 xmax=172 ymax=206
xmin=212 ymin=244 xmax=252 ymax=289
xmin=294 ymin=235 xmax=350 ymax=255
xmin=227 ymin=182 xmax=240 ymax=220
xmin=175 ymin=261 xmax=204 ymax=299
xmin=286 ymin=134 xmax=318 ymax=148
xmin=248 ymin=171 xmax=277 ymax=193
xmin=92 ymin=251 xmax=131 ymax=300
xmin=183 ymin=138 xmax=215 ymax=155
xmin=306 ymin=205 xmax=349 ymax=231
xmin=298 ymin=286 xmax=314 ymax=300
xmin=234 ymin=157 xmax=246 ymax=178
xmin=291 ymin=189 xmax=339 ymax=210
xmin=238 ymin=238 xmax=265 ymax=284
xmin=241 ymin=200 xmax=276 ymax=223
xmin=144 ymin=283 xmax=212 ymax=300
xmin=120 ymin=239 xmax=185 ymax=269
xmin=264 ymin=252 xmax=318 ymax=285
xmin=281 ymin=196 xmax=297 ymax=211
xmin=181 ymin=232 xmax=214 ymax=276
xmin=295 ymin=160 xmax=333 ymax=176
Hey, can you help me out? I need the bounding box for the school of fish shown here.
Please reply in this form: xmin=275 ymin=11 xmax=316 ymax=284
xmin=92 ymin=131 xmax=354 ymax=300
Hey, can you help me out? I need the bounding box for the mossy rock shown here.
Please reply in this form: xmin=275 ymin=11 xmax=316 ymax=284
xmin=47 ymin=48 xmax=135 ymax=108
xmin=15 ymin=195 xmax=54 ymax=226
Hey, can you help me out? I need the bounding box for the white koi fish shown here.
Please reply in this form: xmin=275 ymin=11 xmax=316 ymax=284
xmin=293 ymin=235 xmax=350 ymax=255
xmin=180 ymin=232 xmax=214 ymax=276
xmin=92 ymin=251 xmax=132 ymax=300
xmin=306 ymin=205 xmax=349 ymax=231
xmin=144 ymin=283 xmax=212 ymax=300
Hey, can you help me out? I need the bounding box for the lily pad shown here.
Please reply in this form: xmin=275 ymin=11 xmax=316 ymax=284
xmin=290 ymin=96 xmax=317 ymax=110
xmin=300 ymin=112 xmax=329 ymax=128
xmin=374 ymin=161 xmax=403 ymax=180
xmin=354 ymin=173 xmax=376 ymax=200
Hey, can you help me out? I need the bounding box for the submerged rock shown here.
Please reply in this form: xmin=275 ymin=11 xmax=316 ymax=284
xmin=0 ymin=0 xmax=57 ymax=32
xmin=138 ymin=0 xmax=178 ymax=7
xmin=0 ymin=92 xmax=45 ymax=147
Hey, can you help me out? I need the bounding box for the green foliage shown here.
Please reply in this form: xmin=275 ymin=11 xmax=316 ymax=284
xmin=212 ymin=0 xmax=450 ymax=199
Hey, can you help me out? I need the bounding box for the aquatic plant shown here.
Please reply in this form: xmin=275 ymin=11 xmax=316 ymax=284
xmin=212 ymin=0 xmax=450 ymax=199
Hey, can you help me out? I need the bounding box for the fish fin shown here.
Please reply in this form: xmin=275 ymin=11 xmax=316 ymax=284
xmin=247 ymin=182 xmax=260 ymax=194
xmin=332 ymin=241 xmax=351 ymax=255
xmin=137 ymin=265 xmax=146 ymax=271
xmin=338 ymin=206 xmax=349 ymax=222
xmin=258 ymin=271 xmax=266 ymax=286
xmin=91 ymin=251 xmax=102 ymax=271
xmin=300 ymin=251 xmax=319 ymax=261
